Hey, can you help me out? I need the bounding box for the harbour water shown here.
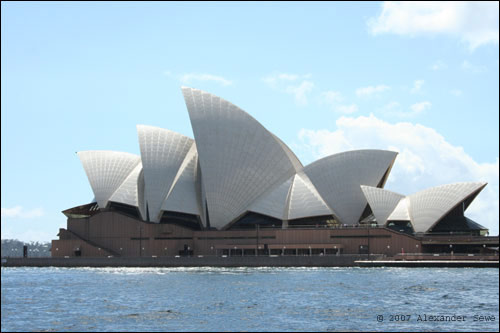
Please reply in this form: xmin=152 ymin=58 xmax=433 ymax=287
xmin=1 ymin=267 xmax=498 ymax=332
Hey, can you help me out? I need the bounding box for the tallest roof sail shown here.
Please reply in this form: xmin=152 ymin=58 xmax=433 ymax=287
xmin=182 ymin=87 xmax=298 ymax=229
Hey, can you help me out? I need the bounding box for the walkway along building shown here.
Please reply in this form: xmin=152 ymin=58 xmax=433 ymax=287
xmin=52 ymin=87 xmax=499 ymax=258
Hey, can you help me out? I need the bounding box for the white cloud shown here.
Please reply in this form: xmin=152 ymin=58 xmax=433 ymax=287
xmin=1 ymin=206 xmax=44 ymax=219
xmin=178 ymin=73 xmax=233 ymax=86
xmin=368 ymin=1 xmax=499 ymax=50
xmin=295 ymin=114 xmax=499 ymax=235
xmin=380 ymin=101 xmax=428 ymax=118
xmin=335 ymin=104 xmax=359 ymax=114
xmin=430 ymin=60 xmax=448 ymax=71
xmin=450 ymin=89 xmax=463 ymax=96
xmin=321 ymin=90 xmax=343 ymax=104
xmin=263 ymin=73 xmax=314 ymax=105
xmin=411 ymin=79 xmax=425 ymax=94
xmin=320 ymin=91 xmax=357 ymax=114
xmin=356 ymin=84 xmax=391 ymax=97
xmin=410 ymin=101 xmax=431 ymax=114
xmin=285 ymin=81 xmax=315 ymax=106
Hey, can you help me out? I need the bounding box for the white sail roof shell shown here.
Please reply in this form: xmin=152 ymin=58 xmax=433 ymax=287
xmin=137 ymin=125 xmax=194 ymax=222
xmin=77 ymin=151 xmax=141 ymax=210
xmin=161 ymin=144 xmax=202 ymax=217
xmin=408 ymin=182 xmax=487 ymax=233
xmin=248 ymin=175 xmax=294 ymax=220
xmin=108 ymin=162 xmax=145 ymax=217
xmin=287 ymin=172 xmax=332 ymax=220
xmin=304 ymin=150 xmax=397 ymax=225
xmin=360 ymin=186 xmax=405 ymax=226
xmin=387 ymin=197 xmax=410 ymax=221
xmin=182 ymin=87 xmax=298 ymax=229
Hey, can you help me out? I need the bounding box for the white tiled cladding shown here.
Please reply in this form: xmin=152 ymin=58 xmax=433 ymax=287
xmin=408 ymin=182 xmax=487 ymax=233
xmin=77 ymin=151 xmax=141 ymax=210
xmin=161 ymin=144 xmax=202 ymax=217
xmin=387 ymin=197 xmax=410 ymax=221
xmin=287 ymin=172 xmax=332 ymax=220
xmin=137 ymin=169 xmax=146 ymax=219
xmin=109 ymin=162 xmax=144 ymax=215
xmin=271 ymin=133 xmax=303 ymax=172
xmin=304 ymin=150 xmax=398 ymax=225
xmin=248 ymin=175 xmax=294 ymax=220
xmin=137 ymin=125 xmax=194 ymax=222
xmin=182 ymin=87 xmax=298 ymax=229
xmin=196 ymin=159 xmax=207 ymax=227
xmin=360 ymin=185 xmax=405 ymax=226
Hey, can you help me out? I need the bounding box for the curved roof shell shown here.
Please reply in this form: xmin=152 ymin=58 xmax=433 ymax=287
xmin=137 ymin=125 xmax=194 ymax=222
xmin=360 ymin=186 xmax=405 ymax=225
xmin=77 ymin=151 xmax=141 ymax=210
xmin=387 ymin=197 xmax=410 ymax=221
xmin=182 ymin=87 xmax=298 ymax=229
xmin=248 ymin=174 xmax=294 ymax=220
xmin=161 ymin=144 xmax=203 ymax=217
xmin=109 ymin=162 xmax=144 ymax=217
xmin=304 ymin=149 xmax=397 ymax=224
xmin=287 ymin=172 xmax=332 ymax=220
xmin=408 ymin=182 xmax=487 ymax=233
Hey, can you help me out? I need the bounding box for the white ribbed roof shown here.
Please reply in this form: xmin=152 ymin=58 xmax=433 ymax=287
xmin=137 ymin=125 xmax=194 ymax=222
xmin=387 ymin=197 xmax=410 ymax=221
xmin=77 ymin=151 xmax=141 ymax=209
xmin=182 ymin=87 xmax=297 ymax=229
xmin=304 ymin=150 xmax=397 ymax=224
xmin=408 ymin=182 xmax=487 ymax=233
xmin=109 ymin=162 xmax=143 ymax=213
xmin=360 ymin=185 xmax=405 ymax=226
xmin=161 ymin=144 xmax=202 ymax=216
xmin=248 ymin=174 xmax=294 ymax=220
xmin=287 ymin=172 xmax=332 ymax=220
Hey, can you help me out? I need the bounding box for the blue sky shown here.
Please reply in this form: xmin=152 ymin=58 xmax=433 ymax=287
xmin=2 ymin=2 xmax=499 ymax=241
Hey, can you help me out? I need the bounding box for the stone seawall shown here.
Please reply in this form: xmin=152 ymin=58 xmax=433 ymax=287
xmin=2 ymin=255 xmax=374 ymax=267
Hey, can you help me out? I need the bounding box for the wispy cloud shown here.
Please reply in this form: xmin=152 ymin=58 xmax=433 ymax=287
xmin=321 ymin=90 xmax=343 ymax=104
xmin=430 ymin=60 xmax=448 ymax=71
xmin=355 ymin=84 xmax=390 ymax=97
xmin=368 ymin=1 xmax=499 ymax=51
xmin=411 ymin=79 xmax=425 ymax=94
xmin=1 ymin=206 xmax=44 ymax=219
xmin=410 ymin=101 xmax=432 ymax=114
xmin=380 ymin=101 xmax=428 ymax=118
xmin=286 ymin=81 xmax=315 ymax=105
xmin=320 ymin=90 xmax=358 ymax=114
xmin=461 ymin=60 xmax=486 ymax=73
xmin=263 ymin=72 xmax=314 ymax=106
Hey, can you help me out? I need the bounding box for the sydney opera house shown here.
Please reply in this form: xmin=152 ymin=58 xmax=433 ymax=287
xmin=52 ymin=87 xmax=496 ymax=258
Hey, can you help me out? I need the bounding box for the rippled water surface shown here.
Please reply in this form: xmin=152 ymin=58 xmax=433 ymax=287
xmin=1 ymin=267 xmax=498 ymax=332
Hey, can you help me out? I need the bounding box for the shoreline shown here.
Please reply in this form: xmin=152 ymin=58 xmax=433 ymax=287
xmin=2 ymin=256 xmax=498 ymax=268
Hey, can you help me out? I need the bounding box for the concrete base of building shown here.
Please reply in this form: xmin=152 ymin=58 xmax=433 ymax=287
xmin=355 ymin=260 xmax=499 ymax=268
xmin=2 ymin=255 xmax=379 ymax=267
xmin=2 ymin=255 xmax=498 ymax=268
